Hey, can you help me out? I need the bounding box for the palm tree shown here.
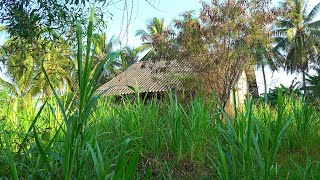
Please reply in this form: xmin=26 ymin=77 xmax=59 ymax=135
xmin=119 ymin=46 xmax=139 ymax=70
xmin=274 ymin=0 xmax=320 ymax=94
xmin=0 ymin=35 xmax=74 ymax=98
xmin=92 ymin=33 xmax=121 ymax=84
xmin=40 ymin=38 xmax=74 ymax=95
xmin=252 ymin=43 xmax=280 ymax=103
xmin=1 ymin=37 xmax=40 ymax=97
xmin=135 ymin=17 xmax=167 ymax=61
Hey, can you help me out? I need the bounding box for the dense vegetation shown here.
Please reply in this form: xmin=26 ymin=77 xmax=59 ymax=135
xmin=1 ymin=0 xmax=320 ymax=179
xmin=1 ymin=92 xmax=320 ymax=179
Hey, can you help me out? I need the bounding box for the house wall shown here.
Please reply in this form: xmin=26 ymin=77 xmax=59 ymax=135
xmin=229 ymin=70 xmax=249 ymax=106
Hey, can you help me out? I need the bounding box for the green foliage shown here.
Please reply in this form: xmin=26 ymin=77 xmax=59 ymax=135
xmin=119 ymin=46 xmax=139 ymax=70
xmin=0 ymin=0 xmax=135 ymax=102
xmin=92 ymin=33 xmax=122 ymax=85
xmin=259 ymin=79 xmax=302 ymax=105
xmin=274 ymin=0 xmax=320 ymax=90
xmin=135 ymin=17 xmax=171 ymax=61
xmin=42 ymin=7 xmax=123 ymax=179
xmin=0 ymin=85 xmax=10 ymax=103
xmin=0 ymin=34 xmax=74 ymax=98
xmin=168 ymin=0 xmax=278 ymax=105
xmin=1 ymin=91 xmax=320 ymax=179
xmin=306 ymin=68 xmax=320 ymax=101
xmin=0 ymin=0 xmax=110 ymax=42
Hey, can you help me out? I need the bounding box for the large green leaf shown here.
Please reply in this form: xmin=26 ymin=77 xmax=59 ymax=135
xmin=305 ymin=2 xmax=320 ymax=23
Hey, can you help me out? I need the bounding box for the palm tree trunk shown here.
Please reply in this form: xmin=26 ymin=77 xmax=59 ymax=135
xmin=261 ymin=63 xmax=268 ymax=103
xmin=302 ymin=70 xmax=307 ymax=95
xmin=245 ymin=64 xmax=259 ymax=98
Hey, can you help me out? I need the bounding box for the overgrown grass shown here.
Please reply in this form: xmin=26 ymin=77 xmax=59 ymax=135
xmin=1 ymin=93 xmax=320 ymax=179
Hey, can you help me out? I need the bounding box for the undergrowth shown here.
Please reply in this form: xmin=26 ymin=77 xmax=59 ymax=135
xmin=1 ymin=93 xmax=320 ymax=179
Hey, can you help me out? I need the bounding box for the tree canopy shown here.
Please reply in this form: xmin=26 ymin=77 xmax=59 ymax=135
xmin=274 ymin=0 xmax=320 ymax=92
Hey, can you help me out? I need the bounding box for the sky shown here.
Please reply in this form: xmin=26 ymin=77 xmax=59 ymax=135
xmin=1 ymin=0 xmax=320 ymax=94
xmin=106 ymin=0 xmax=320 ymax=47
xmin=106 ymin=0 xmax=203 ymax=48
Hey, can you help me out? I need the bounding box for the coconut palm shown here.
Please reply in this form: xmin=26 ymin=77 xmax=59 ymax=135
xmin=0 ymin=37 xmax=41 ymax=98
xmin=92 ymin=33 xmax=121 ymax=84
xmin=253 ymin=43 xmax=280 ymax=103
xmin=0 ymin=35 xmax=73 ymax=124
xmin=0 ymin=35 xmax=73 ymax=98
xmin=135 ymin=17 xmax=167 ymax=61
xmin=274 ymin=0 xmax=320 ymax=93
xmin=119 ymin=46 xmax=139 ymax=70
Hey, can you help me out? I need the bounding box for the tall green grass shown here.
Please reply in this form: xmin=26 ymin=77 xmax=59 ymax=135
xmin=1 ymin=90 xmax=320 ymax=179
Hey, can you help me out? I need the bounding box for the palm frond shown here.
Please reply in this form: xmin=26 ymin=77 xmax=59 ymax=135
xmin=106 ymin=36 xmax=119 ymax=53
xmin=308 ymin=28 xmax=320 ymax=36
xmin=120 ymin=46 xmax=139 ymax=69
xmin=135 ymin=43 xmax=152 ymax=54
xmin=151 ymin=26 xmax=158 ymax=35
xmin=140 ymin=48 xmax=155 ymax=61
xmin=273 ymin=37 xmax=288 ymax=52
xmin=135 ymin=29 xmax=147 ymax=37
xmin=305 ymin=2 xmax=320 ymax=23
xmin=135 ymin=29 xmax=152 ymax=42
xmin=278 ymin=20 xmax=294 ymax=28
xmin=146 ymin=17 xmax=164 ymax=34
xmin=307 ymin=20 xmax=320 ymax=29
xmin=0 ymin=77 xmax=19 ymax=96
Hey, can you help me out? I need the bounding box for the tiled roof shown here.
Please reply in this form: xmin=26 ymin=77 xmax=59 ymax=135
xmin=97 ymin=60 xmax=192 ymax=96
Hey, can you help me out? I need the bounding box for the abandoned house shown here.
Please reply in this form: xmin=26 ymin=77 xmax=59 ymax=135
xmin=97 ymin=60 xmax=249 ymax=105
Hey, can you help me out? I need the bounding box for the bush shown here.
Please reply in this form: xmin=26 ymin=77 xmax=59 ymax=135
xmin=259 ymin=78 xmax=302 ymax=105
xmin=306 ymin=68 xmax=320 ymax=102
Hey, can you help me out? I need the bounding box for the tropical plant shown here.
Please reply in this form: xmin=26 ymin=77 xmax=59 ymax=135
xmin=119 ymin=46 xmax=139 ymax=70
xmin=92 ymin=33 xmax=121 ymax=85
xmin=306 ymin=67 xmax=320 ymax=101
xmin=135 ymin=17 xmax=170 ymax=61
xmin=274 ymin=0 xmax=320 ymax=93
xmin=259 ymin=78 xmax=302 ymax=105
xmin=241 ymin=2 xmax=280 ymax=102
xmin=40 ymin=8 xmax=131 ymax=179
xmin=253 ymin=44 xmax=279 ymax=103
xmin=2 ymin=75 xmax=320 ymax=179
xmin=0 ymin=36 xmax=74 ymax=98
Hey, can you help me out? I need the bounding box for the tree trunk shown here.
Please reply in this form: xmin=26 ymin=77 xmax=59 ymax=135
xmin=302 ymin=70 xmax=307 ymax=95
xmin=261 ymin=63 xmax=268 ymax=103
xmin=245 ymin=64 xmax=259 ymax=98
